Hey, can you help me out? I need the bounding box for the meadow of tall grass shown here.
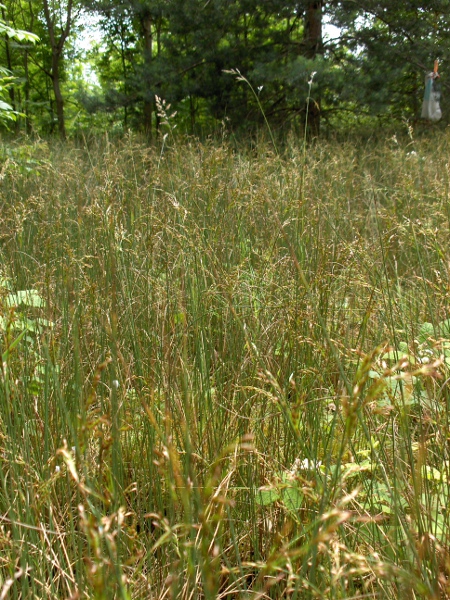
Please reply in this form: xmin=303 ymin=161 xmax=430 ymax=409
xmin=1 ymin=129 xmax=450 ymax=599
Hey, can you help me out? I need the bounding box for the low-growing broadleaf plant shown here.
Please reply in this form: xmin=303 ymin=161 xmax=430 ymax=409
xmin=1 ymin=277 xmax=53 ymax=395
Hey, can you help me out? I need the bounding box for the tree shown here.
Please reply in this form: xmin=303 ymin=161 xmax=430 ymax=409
xmin=1 ymin=0 xmax=84 ymax=136
xmin=304 ymin=1 xmax=323 ymax=135
xmin=42 ymin=0 xmax=79 ymax=138
xmin=4 ymin=0 xmax=450 ymax=137
xmin=81 ymin=0 xmax=323 ymax=133
xmin=326 ymin=0 xmax=450 ymax=124
xmin=80 ymin=0 xmax=166 ymax=136
xmin=0 ymin=2 xmax=38 ymax=127
xmin=155 ymin=0 xmax=316 ymax=131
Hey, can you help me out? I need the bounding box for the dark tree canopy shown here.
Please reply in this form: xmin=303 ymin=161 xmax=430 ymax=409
xmin=1 ymin=0 xmax=449 ymax=136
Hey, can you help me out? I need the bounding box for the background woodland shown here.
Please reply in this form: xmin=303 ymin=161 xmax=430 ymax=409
xmin=1 ymin=1 xmax=449 ymax=138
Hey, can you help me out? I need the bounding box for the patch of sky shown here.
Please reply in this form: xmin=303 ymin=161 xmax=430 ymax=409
xmin=75 ymin=11 xmax=102 ymax=86
xmin=323 ymin=17 xmax=341 ymax=42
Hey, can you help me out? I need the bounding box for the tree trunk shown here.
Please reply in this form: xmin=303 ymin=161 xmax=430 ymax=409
xmin=42 ymin=0 xmax=74 ymax=139
xmin=304 ymin=1 xmax=323 ymax=136
xmin=24 ymin=49 xmax=32 ymax=135
xmin=119 ymin=21 xmax=129 ymax=129
xmin=142 ymin=13 xmax=153 ymax=139
xmin=51 ymin=50 xmax=66 ymax=139
xmin=2 ymin=7 xmax=16 ymax=117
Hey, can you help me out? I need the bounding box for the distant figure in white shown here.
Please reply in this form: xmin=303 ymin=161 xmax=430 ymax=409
xmin=421 ymin=60 xmax=442 ymax=122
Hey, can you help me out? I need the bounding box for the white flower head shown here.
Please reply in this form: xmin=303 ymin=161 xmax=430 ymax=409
xmin=308 ymin=71 xmax=317 ymax=85
xmin=289 ymin=457 xmax=322 ymax=477
xmin=299 ymin=458 xmax=322 ymax=471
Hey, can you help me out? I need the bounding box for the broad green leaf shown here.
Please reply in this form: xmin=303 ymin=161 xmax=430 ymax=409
xmin=370 ymin=482 xmax=393 ymax=511
xmin=35 ymin=317 xmax=54 ymax=328
xmin=5 ymin=289 xmax=45 ymax=308
xmin=0 ymin=277 xmax=13 ymax=290
xmin=382 ymin=350 xmax=409 ymax=362
xmin=433 ymin=514 xmax=447 ymax=543
xmin=27 ymin=379 xmax=42 ymax=395
xmin=378 ymin=503 xmax=394 ymax=515
xmin=0 ymin=100 xmax=13 ymax=112
xmin=255 ymin=488 xmax=280 ymax=506
xmin=1 ymin=327 xmax=28 ymax=362
xmin=282 ymin=486 xmax=304 ymax=513
xmin=438 ymin=318 xmax=450 ymax=339
xmin=0 ymin=21 xmax=39 ymax=43
xmin=422 ymin=465 xmax=443 ymax=481
xmin=173 ymin=312 xmax=186 ymax=325
xmin=418 ymin=322 xmax=434 ymax=343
